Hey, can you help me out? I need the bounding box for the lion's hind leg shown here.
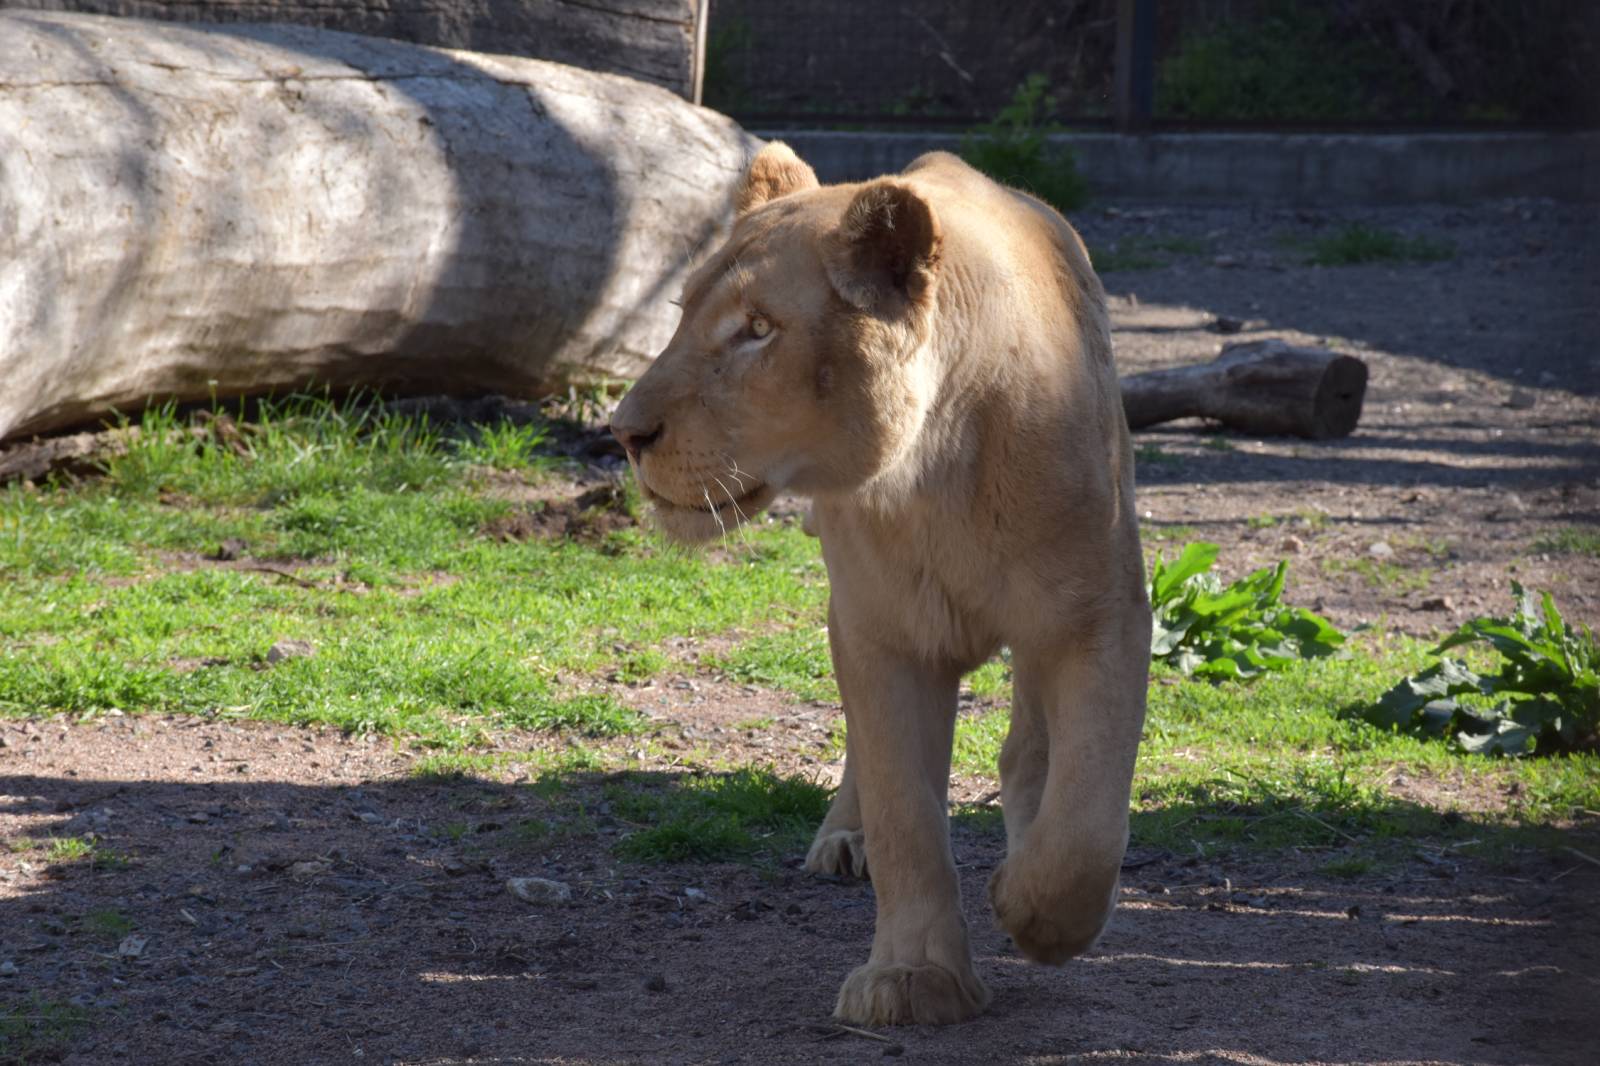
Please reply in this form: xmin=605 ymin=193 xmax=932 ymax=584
xmin=989 ymin=614 xmax=1148 ymax=964
xmin=804 ymin=739 xmax=868 ymax=878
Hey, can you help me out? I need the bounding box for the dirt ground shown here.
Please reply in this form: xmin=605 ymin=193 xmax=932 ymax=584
xmin=4 ymin=201 xmax=1599 ymax=1065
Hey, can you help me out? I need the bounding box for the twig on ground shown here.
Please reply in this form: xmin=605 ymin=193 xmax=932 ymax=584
xmin=1561 ymin=845 xmax=1600 ymax=870
xmin=1291 ymin=809 xmax=1359 ymax=843
xmin=807 ymin=1022 xmax=896 ymax=1045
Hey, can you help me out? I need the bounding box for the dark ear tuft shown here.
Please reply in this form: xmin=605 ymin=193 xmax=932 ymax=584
xmin=824 ymin=180 xmax=942 ymax=314
xmin=736 ymin=142 xmax=820 ymax=215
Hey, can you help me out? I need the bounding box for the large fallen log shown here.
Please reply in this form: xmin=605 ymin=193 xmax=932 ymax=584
xmin=0 ymin=12 xmax=755 ymax=443
xmin=1120 ymin=340 xmax=1369 ymax=439
xmin=0 ymin=0 xmax=701 ymax=97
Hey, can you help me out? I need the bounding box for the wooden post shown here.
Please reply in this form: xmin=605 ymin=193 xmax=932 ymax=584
xmin=1114 ymin=0 xmax=1156 ymax=132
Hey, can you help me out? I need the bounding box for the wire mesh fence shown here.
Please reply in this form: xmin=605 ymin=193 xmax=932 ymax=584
xmin=705 ymin=0 xmax=1598 ymax=129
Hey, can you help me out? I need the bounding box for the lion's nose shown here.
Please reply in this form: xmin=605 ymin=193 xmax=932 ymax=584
xmin=608 ymin=420 xmax=663 ymax=459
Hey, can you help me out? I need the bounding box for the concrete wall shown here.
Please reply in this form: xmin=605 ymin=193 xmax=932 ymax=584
xmin=759 ymin=130 xmax=1600 ymax=204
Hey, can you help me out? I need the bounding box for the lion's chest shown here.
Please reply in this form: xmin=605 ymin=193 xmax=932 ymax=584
xmin=817 ymin=512 xmax=1008 ymax=669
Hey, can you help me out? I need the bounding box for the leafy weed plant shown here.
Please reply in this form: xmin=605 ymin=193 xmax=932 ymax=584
xmin=1361 ymin=584 xmax=1597 ymax=755
xmin=1149 ymin=542 xmax=1344 ymax=679
xmin=961 ymin=74 xmax=1087 ymax=214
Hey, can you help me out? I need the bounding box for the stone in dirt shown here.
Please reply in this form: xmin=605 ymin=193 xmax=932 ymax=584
xmin=266 ymin=640 xmax=316 ymax=664
xmin=507 ymin=877 xmax=573 ymax=905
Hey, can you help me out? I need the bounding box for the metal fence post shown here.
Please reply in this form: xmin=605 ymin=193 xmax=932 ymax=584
xmin=692 ymin=0 xmax=710 ymax=106
xmin=1114 ymin=0 xmax=1156 ymax=131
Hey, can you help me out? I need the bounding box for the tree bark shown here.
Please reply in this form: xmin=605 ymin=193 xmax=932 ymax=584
xmin=1119 ymin=340 xmax=1369 ymax=439
xmin=0 ymin=13 xmax=757 ymax=443
xmin=0 ymin=0 xmax=699 ymax=97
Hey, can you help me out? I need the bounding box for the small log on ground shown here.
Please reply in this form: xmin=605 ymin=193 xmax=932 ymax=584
xmin=0 ymin=13 xmax=756 ymax=443
xmin=1119 ymin=340 xmax=1369 ymax=439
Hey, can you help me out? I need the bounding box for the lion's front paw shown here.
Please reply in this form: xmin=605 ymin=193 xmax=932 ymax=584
xmin=833 ymin=961 xmax=990 ymax=1026
xmin=988 ymin=855 xmax=1115 ymax=965
xmin=804 ymin=827 xmax=868 ymax=879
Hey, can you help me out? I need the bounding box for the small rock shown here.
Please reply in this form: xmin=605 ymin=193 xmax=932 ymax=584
xmin=0 ymin=960 xmax=17 ymax=977
xmin=641 ymin=973 xmax=668 ymax=993
xmin=683 ymin=887 xmax=709 ymax=904
xmin=288 ymin=860 xmax=330 ymax=880
xmin=1212 ymin=254 xmax=1240 ymax=268
xmin=506 ymin=877 xmax=572 ymax=905
xmin=266 ymin=640 xmax=315 ymax=664
xmin=1505 ymin=389 xmax=1537 ymax=410
xmin=1367 ymin=541 xmax=1394 ymax=559
xmin=117 ymin=934 xmax=148 ymax=959
xmin=1420 ymin=596 xmax=1454 ymax=612
xmin=1211 ymin=315 xmax=1244 ymax=334
xmin=1281 ymin=535 xmax=1305 ymax=554
xmin=210 ymin=538 xmax=248 ymax=562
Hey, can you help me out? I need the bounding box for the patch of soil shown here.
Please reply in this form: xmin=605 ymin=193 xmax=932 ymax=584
xmin=2 ymin=716 xmax=1597 ymax=1066
xmin=482 ymin=485 xmax=637 ymax=545
xmin=1073 ymin=201 xmax=1600 ymax=637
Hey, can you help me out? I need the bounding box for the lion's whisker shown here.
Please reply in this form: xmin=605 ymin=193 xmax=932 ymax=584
xmin=713 ymin=475 xmax=756 ymax=548
xmin=702 ymin=484 xmax=729 ymax=544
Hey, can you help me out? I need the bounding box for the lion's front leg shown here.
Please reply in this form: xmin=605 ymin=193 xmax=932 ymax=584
xmin=989 ymin=607 xmax=1149 ymax=964
xmin=827 ymin=609 xmax=990 ymax=1025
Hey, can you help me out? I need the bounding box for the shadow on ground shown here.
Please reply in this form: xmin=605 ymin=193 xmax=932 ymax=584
xmin=3 ymin=741 xmax=1596 ymax=1065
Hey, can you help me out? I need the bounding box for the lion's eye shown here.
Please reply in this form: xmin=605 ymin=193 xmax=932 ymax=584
xmin=749 ymin=315 xmax=773 ymax=339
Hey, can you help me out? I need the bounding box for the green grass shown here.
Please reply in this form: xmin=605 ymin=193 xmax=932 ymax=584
xmin=1090 ymin=235 xmax=1211 ymax=273
xmin=1135 ymin=445 xmax=1180 ymax=468
xmin=82 ymin=909 xmax=134 ymax=941
xmin=1298 ymin=224 xmax=1454 ymax=267
xmin=0 ymin=997 xmax=92 ymax=1066
xmin=1321 ymin=557 xmax=1434 ymax=596
xmin=1534 ymin=527 xmax=1600 ymax=559
xmin=5 ymin=393 xmax=1593 ymax=876
xmin=607 ymin=767 xmax=832 ymax=863
xmin=706 ymin=626 xmax=835 ymax=703
xmin=43 ymin=837 xmax=95 ymax=862
xmin=0 ymin=395 xmax=829 ymax=749
xmin=1142 ymin=523 xmax=1198 ymax=544
xmin=948 ymin=643 xmax=1599 ymax=858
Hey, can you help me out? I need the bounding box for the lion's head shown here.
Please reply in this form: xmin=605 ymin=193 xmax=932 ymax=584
xmin=608 ymin=143 xmax=945 ymax=543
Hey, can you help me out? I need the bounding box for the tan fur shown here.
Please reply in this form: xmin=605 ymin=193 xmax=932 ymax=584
xmin=611 ymin=143 xmax=1150 ymax=1025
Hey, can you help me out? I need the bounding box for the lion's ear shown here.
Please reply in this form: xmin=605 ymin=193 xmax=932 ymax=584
xmin=736 ymin=142 xmax=819 ymax=215
xmin=824 ymin=180 xmax=942 ymax=315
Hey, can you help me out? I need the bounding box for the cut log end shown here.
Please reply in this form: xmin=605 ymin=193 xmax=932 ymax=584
xmin=1308 ymin=354 xmax=1369 ymax=440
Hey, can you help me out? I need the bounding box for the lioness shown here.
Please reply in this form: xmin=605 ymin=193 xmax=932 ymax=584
xmin=609 ymin=144 xmax=1149 ymax=1025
